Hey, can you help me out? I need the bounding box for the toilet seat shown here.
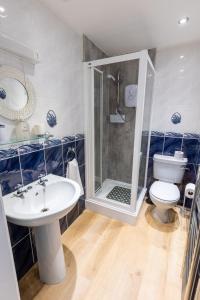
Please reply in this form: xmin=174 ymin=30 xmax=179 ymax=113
xmin=150 ymin=181 xmax=180 ymax=203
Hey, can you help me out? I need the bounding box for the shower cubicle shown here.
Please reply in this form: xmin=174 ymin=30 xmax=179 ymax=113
xmin=84 ymin=50 xmax=155 ymax=223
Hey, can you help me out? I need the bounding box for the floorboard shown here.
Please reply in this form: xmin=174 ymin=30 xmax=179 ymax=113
xmin=19 ymin=203 xmax=187 ymax=300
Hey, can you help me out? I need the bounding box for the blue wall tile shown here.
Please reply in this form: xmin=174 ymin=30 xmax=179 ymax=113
xmin=63 ymin=141 xmax=76 ymax=175
xmin=67 ymin=203 xmax=79 ymax=227
xmin=0 ymin=148 xmax=18 ymax=160
xmin=0 ymin=156 xmax=22 ymax=196
xmin=182 ymin=163 xmax=197 ymax=185
xmin=149 ymin=136 xmax=164 ymax=157
xmin=79 ymin=165 xmax=85 ymax=189
xmin=76 ymin=138 xmax=85 ymax=166
xmin=29 ymin=232 xmax=37 ymax=263
xmin=147 ymin=157 xmax=153 ymax=189
xmin=62 ymin=136 xmax=75 ymax=143
xmin=163 ymin=137 xmax=182 ymax=156
xmin=12 ymin=235 xmax=34 ymax=280
xmin=59 ymin=216 xmax=68 ymax=234
xmin=45 ymin=145 xmax=63 ymax=176
xmin=20 ymin=150 xmax=46 ymax=186
xmin=78 ymin=196 xmax=85 ymax=215
xmin=44 ymin=139 xmax=61 ymax=148
xmin=8 ymin=223 xmax=29 ymax=246
xmin=182 ymin=138 xmax=199 ymax=164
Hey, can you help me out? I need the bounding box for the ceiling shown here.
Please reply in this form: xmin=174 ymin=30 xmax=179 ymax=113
xmin=41 ymin=0 xmax=200 ymax=55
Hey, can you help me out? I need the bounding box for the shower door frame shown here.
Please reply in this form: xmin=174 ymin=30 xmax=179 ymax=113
xmin=93 ymin=67 xmax=104 ymax=191
xmin=84 ymin=50 xmax=155 ymax=220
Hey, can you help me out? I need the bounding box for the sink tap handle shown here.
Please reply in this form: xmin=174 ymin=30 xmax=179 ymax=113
xmin=15 ymin=184 xmax=23 ymax=191
xmin=37 ymin=174 xmax=48 ymax=185
xmin=27 ymin=186 xmax=32 ymax=190
xmin=38 ymin=173 xmax=46 ymax=179
xmin=14 ymin=184 xmax=26 ymax=196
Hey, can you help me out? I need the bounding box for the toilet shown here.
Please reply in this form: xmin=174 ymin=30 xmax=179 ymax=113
xmin=149 ymin=154 xmax=188 ymax=223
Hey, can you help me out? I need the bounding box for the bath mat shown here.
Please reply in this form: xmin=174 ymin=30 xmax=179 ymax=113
xmin=106 ymin=186 xmax=131 ymax=204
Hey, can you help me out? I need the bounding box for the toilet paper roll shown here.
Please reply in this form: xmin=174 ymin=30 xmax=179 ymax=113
xmin=185 ymin=183 xmax=195 ymax=199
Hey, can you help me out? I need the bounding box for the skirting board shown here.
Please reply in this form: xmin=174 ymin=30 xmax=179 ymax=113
xmin=86 ymin=188 xmax=146 ymax=225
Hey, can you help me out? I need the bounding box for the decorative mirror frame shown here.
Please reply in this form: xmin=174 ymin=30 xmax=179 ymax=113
xmin=0 ymin=66 xmax=36 ymax=120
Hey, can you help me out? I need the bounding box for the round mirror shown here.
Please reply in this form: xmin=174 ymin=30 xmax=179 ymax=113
xmin=0 ymin=66 xmax=35 ymax=120
xmin=0 ymin=78 xmax=28 ymax=111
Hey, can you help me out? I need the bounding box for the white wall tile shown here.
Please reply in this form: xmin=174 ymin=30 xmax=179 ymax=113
xmin=151 ymin=41 xmax=200 ymax=133
xmin=0 ymin=0 xmax=83 ymax=139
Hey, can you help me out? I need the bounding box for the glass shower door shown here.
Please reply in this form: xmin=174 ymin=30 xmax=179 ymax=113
xmin=138 ymin=61 xmax=155 ymax=196
xmin=94 ymin=68 xmax=103 ymax=191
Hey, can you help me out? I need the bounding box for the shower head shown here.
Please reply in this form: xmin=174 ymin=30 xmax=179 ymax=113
xmin=107 ymin=74 xmax=116 ymax=82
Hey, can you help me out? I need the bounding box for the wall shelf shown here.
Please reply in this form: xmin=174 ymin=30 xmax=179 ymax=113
xmin=0 ymin=136 xmax=45 ymax=149
xmin=0 ymin=33 xmax=39 ymax=64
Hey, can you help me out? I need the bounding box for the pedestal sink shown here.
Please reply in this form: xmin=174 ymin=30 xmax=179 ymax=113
xmin=3 ymin=174 xmax=81 ymax=284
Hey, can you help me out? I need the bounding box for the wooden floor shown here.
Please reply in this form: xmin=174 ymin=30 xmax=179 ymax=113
xmin=19 ymin=203 xmax=188 ymax=300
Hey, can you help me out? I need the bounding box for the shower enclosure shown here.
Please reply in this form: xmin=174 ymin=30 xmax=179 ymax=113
xmin=84 ymin=50 xmax=155 ymax=223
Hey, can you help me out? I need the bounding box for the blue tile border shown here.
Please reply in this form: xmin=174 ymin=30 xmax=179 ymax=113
xmin=18 ymin=143 xmax=43 ymax=155
xmin=0 ymin=134 xmax=84 ymax=161
xmin=62 ymin=136 xmax=76 ymax=143
xmin=151 ymin=131 xmax=164 ymax=137
xmin=44 ymin=138 xmax=62 ymax=148
xmin=183 ymin=133 xmax=200 ymax=139
xmin=0 ymin=148 xmax=18 ymax=160
xmin=165 ymin=132 xmax=183 ymax=138
xmin=75 ymin=134 xmax=84 ymax=140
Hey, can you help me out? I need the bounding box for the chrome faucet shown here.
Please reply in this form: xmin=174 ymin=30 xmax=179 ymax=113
xmin=37 ymin=174 xmax=48 ymax=186
xmin=14 ymin=184 xmax=27 ymax=198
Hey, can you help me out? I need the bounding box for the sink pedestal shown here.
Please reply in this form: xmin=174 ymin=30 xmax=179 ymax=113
xmin=34 ymin=221 xmax=66 ymax=284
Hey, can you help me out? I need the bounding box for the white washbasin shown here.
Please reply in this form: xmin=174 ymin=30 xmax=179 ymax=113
xmin=3 ymin=174 xmax=81 ymax=227
xmin=3 ymin=174 xmax=81 ymax=285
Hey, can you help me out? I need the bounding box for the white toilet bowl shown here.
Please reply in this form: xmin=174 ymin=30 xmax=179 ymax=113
xmin=149 ymin=181 xmax=180 ymax=223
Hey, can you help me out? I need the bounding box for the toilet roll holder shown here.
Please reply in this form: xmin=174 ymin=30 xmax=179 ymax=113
xmin=182 ymin=183 xmax=195 ymax=217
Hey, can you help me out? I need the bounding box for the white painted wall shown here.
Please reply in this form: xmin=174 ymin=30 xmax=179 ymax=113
xmin=0 ymin=0 xmax=83 ymax=139
xmin=151 ymin=41 xmax=200 ymax=133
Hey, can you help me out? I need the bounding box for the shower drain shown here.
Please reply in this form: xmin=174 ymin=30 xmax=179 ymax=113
xmin=41 ymin=208 xmax=49 ymax=213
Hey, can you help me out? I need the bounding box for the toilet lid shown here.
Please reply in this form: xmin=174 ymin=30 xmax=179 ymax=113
xmin=150 ymin=181 xmax=180 ymax=202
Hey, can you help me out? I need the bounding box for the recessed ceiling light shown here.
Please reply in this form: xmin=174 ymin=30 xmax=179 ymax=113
xmin=178 ymin=17 xmax=189 ymax=25
xmin=0 ymin=6 xmax=5 ymax=13
xmin=180 ymin=55 xmax=184 ymax=59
